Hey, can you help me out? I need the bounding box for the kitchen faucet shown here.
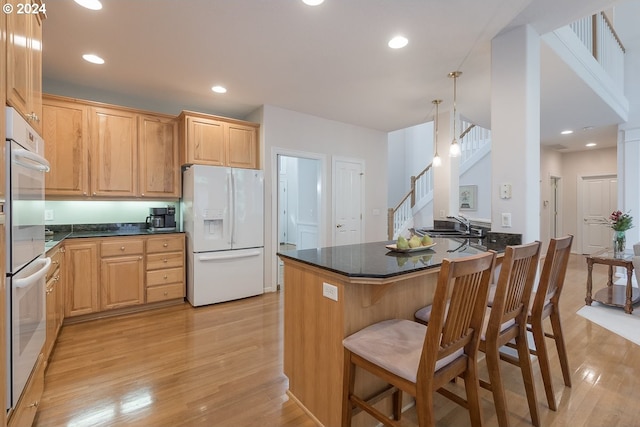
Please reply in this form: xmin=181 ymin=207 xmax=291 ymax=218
xmin=447 ymin=214 xmax=471 ymax=233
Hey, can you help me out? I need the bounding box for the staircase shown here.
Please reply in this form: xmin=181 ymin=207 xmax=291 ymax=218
xmin=387 ymin=120 xmax=491 ymax=239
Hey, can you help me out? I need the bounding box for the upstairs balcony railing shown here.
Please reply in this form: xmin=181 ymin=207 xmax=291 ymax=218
xmin=570 ymin=11 xmax=625 ymax=91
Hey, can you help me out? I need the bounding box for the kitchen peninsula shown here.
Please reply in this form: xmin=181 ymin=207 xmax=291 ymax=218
xmin=278 ymin=238 xmax=503 ymax=427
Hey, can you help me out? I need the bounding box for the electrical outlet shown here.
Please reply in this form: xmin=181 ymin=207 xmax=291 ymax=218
xmin=44 ymin=209 xmax=54 ymax=221
xmin=322 ymin=282 xmax=338 ymax=301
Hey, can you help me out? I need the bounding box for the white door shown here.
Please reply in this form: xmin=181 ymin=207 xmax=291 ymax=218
xmin=333 ymin=157 xmax=364 ymax=246
xmin=581 ymin=175 xmax=617 ymax=254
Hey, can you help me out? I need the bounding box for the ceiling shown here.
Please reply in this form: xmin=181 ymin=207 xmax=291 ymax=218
xmin=41 ymin=0 xmax=639 ymax=152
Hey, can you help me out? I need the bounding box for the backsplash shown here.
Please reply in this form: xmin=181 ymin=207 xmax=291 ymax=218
xmin=44 ymin=201 xmax=179 ymax=225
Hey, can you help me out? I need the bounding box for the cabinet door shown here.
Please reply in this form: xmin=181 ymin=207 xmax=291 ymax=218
xmin=227 ymin=123 xmax=258 ymax=169
xmin=45 ymin=274 xmax=57 ymax=360
xmin=6 ymin=0 xmax=30 ymax=118
xmin=139 ymin=114 xmax=180 ymax=198
xmin=100 ymin=255 xmax=144 ymax=310
xmin=6 ymin=5 xmax=43 ymax=134
xmin=186 ymin=116 xmax=226 ymax=166
xmin=90 ymin=107 xmax=138 ymax=197
xmin=65 ymin=241 xmax=99 ymax=317
xmin=42 ymin=99 xmax=89 ymax=196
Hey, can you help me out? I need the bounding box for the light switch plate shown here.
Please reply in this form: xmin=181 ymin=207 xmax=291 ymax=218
xmin=501 ymin=212 xmax=512 ymax=227
xmin=44 ymin=209 xmax=54 ymax=220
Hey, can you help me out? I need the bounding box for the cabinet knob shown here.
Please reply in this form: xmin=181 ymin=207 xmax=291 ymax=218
xmin=163 ymin=243 xmax=168 ymax=247
xmin=27 ymin=401 xmax=39 ymax=408
xmin=163 ymin=258 xmax=168 ymax=263
xmin=53 ymin=260 xmax=59 ymax=265
xmin=93 ymin=192 xmax=97 ymax=196
xmin=83 ymin=192 xmax=87 ymax=196
xmin=120 ymin=246 xmax=125 ymax=251
xmin=139 ymin=256 xmax=143 ymax=260
xmin=163 ymin=275 xmax=168 ymax=279
xmin=163 ymin=292 xmax=169 ymax=296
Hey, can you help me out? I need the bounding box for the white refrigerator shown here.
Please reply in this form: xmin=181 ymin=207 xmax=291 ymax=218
xmin=182 ymin=165 xmax=264 ymax=306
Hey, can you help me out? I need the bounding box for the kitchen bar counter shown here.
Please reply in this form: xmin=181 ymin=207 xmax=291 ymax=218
xmin=277 ymin=238 xmax=503 ymax=427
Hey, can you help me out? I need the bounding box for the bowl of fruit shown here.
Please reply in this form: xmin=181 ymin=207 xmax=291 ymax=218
xmin=386 ymin=233 xmax=436 ymax=253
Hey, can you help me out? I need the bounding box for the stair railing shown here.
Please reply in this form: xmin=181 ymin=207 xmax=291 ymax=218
xmin=387 ymin=163 xmax=433 ymax=239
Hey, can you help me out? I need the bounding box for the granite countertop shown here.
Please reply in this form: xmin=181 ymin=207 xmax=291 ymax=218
xmin=277 ymin=237 xmax=501 ymax=279
xmin=45 ymin=223 xmax=183 ymax=251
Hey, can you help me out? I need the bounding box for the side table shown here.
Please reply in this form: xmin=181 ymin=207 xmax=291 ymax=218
xmin=585 ymin=249 xmax=639 ymax=314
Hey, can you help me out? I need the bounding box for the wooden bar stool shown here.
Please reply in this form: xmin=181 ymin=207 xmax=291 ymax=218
xmin=502 ymin=235 xmax=573 ymax=411
xmin=477 ymin=241 xmax=542 ymax=427
xmin=341 ymin=251 xmax=496 ymax=427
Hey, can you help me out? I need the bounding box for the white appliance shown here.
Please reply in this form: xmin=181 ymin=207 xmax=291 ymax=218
xmin=5 ymin=107 xmax=50 ymax=410
xmin=182 ymin=165 xmax=264 ymax=306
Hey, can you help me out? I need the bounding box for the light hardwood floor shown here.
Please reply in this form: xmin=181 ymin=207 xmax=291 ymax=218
xmin=34 ymin=254 xmax=640 ymax=426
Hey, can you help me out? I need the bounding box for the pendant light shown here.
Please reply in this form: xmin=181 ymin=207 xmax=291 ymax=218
xmin=432 ymin=99 xmax=442 ymax=167
xmin=448 ymin=71 xmax=462 ymax=157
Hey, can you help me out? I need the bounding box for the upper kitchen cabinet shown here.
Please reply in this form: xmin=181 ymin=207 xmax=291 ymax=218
xmin=42 ymin=95 xmax=180 ymax=199
xmin=6 ymin=0 xmax=45 ymax=136
xmin=42 ymin=96 xmax=90 ymax=196
xmin=178 ymin=111 xmax=260 ymax=169
xmin=90 ymin=106 xmax=138 ymax=197
xmin=139 ymin=114 xmax=180 ymax=198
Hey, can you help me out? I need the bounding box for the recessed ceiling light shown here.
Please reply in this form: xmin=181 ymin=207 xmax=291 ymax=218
xmin=74 ymin=0 xmax=103 ymax=10
xmin=388 ymin=36 xmax=408 ymax=49
xmin=211 ymin=85 xmax=227 ymax=94
xmin=561 ymin=130 xmax=573 ymax=135
xmin=82 ymin=54 xmax=104 ymax=64
xmin=586 ymin=142 xmax=597 ymax=147
xmin=302 ymin=0 xmax=324 ymax=5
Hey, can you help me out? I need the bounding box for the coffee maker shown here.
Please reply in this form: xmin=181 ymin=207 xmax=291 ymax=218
xmin=146 ymin=206 xmax=176 ymax=231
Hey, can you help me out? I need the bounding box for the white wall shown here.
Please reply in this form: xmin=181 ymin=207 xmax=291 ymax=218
xmin=459 ymin=153 xmax=492 ymax=221
xmin=540 ymin=147 xmax=563 ymax=250
xmin=262 ymin=105 xmax=388 ymax=291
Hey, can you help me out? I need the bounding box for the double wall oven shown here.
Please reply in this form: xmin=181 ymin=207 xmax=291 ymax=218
xmin=5 ymin=107 xmax=50 ymax=411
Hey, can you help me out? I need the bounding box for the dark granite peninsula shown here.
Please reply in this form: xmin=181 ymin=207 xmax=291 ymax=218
xmin=277 ymin=237 xmax=513 ymax=427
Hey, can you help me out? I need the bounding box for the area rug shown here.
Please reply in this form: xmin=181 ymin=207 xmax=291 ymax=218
xmin=576 ymin=303 xmax=640 ymax=346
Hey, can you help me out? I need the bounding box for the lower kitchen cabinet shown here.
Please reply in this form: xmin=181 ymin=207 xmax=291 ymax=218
xmin=65 ymin=240 xmax=99 ymax=317
xmin=100 ymin=238 xmax=144 ymax=310
xmin=44 ymin=245 xmax=65 ymax=363
xmin=64 ymin=234 xmax=185 ymax=320
xmin=146 ymin=234 xmax=185 ymax=303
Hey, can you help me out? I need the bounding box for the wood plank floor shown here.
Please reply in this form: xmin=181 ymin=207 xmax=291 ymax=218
xmin=34 ymin=253 xmax=640 ymax=426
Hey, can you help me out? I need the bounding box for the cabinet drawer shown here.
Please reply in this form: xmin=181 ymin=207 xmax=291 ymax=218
xmin=101 ymin=239 xmax=144 ymax=257
xmin=147 ymin=235 xmax=184 ymax=253
xmin=147 ymin=283 xmax=184 ymax=302
xmin=147 ymin=252 xmax=183 ymax=270
xmin=147 ymin=267 xmax=184 ymax=287
xmin=46 ymin=249 xmax=63 ymax=281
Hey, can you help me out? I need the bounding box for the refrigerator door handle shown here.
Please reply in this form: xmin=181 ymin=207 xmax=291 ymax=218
xmin=197 ymin=250 xmax=261 ymax=262
xmin=228 ymin=171 xmax=235 ymax=245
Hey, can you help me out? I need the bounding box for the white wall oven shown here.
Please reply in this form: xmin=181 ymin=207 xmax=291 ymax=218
xmin=5 ymin=107 xmax=50 ymax=411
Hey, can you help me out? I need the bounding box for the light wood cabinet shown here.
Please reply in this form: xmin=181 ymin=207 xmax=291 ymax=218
xmin=145 ymin=235 xmax=185 ymax=303
xmin=42 ymin=95 xmax=180 ymax=199
xmin=179 ymin=111 xmax=259 ymax=169
xmin=6 ymin=0 xmax=44 ymax=135
xmin=100 ymin=238 xmax=145 ymax=311
xmin=65 ymin=234 xmax=185 ymax=318
xmin=42 ymin=97 xmax=90 ymax=196
xmin=65 ymin=240 xmax=99 ymax=317
xmin=139 ymin=114 xmax=180 ymax=198
xmin=45 ymin=245 xmax=65 ymax=362
xmin=90 ymin=106 xmax=138 ymax=197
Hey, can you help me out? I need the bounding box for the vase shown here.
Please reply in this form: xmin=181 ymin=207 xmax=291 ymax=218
xmin=613 ymin=230 xmax=626 ymax=257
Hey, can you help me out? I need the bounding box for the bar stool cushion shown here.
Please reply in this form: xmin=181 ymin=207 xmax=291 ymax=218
xmin=480 ymin=307 xmax=515 ymax=340
xmin=342 ymin=319 xmax=463 ymax=383
xmin=414 ymin=302 xmax=450 ymax=324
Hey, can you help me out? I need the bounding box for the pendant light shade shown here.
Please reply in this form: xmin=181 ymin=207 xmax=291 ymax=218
xmin=448 ymin=71 xmax=462 ymax=157
xmin=432 ymin=99 xmax=442 ymax=167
